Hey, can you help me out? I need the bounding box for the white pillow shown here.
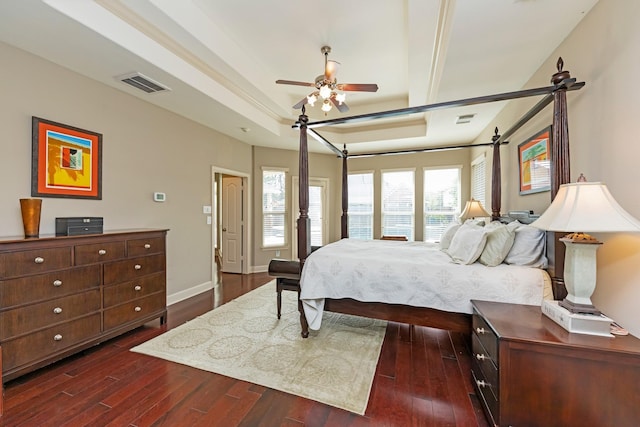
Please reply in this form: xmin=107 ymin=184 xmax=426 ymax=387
xmin=478 ymin=224 xmax=516 ymax=267
xmin=504 ymin=224 xmax=547 ymax=268
xmin=439 ymin=222 xmax=461 ymax=251
xmin=447 ymin=223 xmax=488 ymax=265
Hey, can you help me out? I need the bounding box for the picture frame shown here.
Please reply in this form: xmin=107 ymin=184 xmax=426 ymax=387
xmin=31 ymin=117 xmax=102 ymax=199
xmin=518 ymin=126 xmax=551 ymax=195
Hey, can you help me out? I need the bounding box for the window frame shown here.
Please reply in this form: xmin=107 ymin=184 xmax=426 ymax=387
xmin=347 ymin=171 xmax=375 ymax=240
xmin=381 ymin=168 xmax=416 ymax=241
xmin=423 ymin=165 xmax=462 ymax=242
xmin=261 ymin=167 xmax=288 ymax=249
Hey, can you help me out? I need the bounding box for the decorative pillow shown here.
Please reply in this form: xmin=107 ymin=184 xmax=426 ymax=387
xmin=447 ymin=223 xmax=488 ymax=265
xmin=504 ymin=224 xmax=548 ymax=268
xmin=464 ymin=218 xmax=486 ymax=227
xmin=439 ymin=222 xmax=461 ymax=251
xmin=478 ymin=224 xmax=516 ymax=267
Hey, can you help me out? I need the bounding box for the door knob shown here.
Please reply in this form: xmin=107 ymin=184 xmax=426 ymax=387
xmin=222 ymin=228 xmax=227 ymax=231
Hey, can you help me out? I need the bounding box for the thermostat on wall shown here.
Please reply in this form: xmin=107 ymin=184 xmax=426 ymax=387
xmin=153 ymin=192 xmax=166 ymax=202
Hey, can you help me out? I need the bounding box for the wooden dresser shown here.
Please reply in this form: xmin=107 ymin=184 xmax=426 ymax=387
xmin=471 ymin=299 xmax=640 ymax=427
xmin=0 ymin=229 xmax=167 ymax=388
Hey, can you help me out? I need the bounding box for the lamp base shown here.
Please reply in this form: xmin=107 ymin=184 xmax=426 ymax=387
xmin=559 ymin=299 xmax=601 ymax=316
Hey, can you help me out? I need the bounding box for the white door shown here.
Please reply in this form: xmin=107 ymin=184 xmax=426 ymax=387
xmin=292 ymin=177 xmax=329 ymax=258
xmin=222 ymin=176 xmax=243 ymax=273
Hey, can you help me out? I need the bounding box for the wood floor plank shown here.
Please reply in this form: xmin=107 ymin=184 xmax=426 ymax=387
xmin=282 ymin=395 xmax=331 ymax=426
xmin=130 ymin=373 xmax=210 ymax=426
xmin=423 ymin=327 xmax=457 ymax=426
xmin=0 ymin=271 xmax=488 ymax=427
xmin=101 ymin=368 xmax=194 ymax=426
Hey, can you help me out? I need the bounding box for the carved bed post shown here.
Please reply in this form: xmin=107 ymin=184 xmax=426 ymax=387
xmin=491 ymin=127 xmax=501 ymax=221
xmin=297 ymin=107 xmax=310 ymax=337
xmin=297 ymin=107 xmax=311 ymax=266
xmin=341 ymin=145 xmax=349 ymax=239
xmin=547 ymin=57 xmax=572 ymax=300
xmin=550 ymin=57 xmax=571 ymax=199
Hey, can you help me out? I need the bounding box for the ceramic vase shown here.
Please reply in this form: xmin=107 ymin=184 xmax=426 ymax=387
xmin=20 ymin=198 xmax=42 ymax=238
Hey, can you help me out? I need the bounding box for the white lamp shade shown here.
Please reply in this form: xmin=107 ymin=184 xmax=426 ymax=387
xmin=459 ymin=199 xmax=490 ymax=221
xmin=531 ymin=182 xmax=640 ymax=233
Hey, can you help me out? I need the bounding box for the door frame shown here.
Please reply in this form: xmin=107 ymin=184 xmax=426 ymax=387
xmin=212 ymin=166 xmax=251 ymax=278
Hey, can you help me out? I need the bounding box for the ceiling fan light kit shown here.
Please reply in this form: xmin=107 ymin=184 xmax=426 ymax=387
xmin=276 ymin=45 xmax=378 ymax=114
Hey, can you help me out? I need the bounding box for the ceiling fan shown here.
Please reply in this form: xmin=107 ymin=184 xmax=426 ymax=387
xmin=276 ymin=45 xmax=378 ymax=113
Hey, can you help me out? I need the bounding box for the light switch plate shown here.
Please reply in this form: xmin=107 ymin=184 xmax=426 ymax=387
xmin=203 ymin=205 xmax=212 ymax=214
xmin=153 ymin=192 xmax=166 ymax=202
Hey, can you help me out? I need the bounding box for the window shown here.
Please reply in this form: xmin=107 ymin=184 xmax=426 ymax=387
xmin=423 ymin=167 xmax=461 ymax=242
xmin=382 ymin=170 xmax=415 ymax=241
xmin=292 ymin=177 xmax=329 ymax=255
xmin=262 ymin=169 xmax=286 ymax=247
xmin=348 ymin=172 xmax=374 ymax=239
xmin=471 ymin=154 xmax=487 ymax=209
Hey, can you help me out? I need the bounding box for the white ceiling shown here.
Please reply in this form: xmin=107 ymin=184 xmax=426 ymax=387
xmin=0 ymin=0 xmax=598 ymax=154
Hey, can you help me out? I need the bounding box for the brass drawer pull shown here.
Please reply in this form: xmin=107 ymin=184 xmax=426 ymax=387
xmin=476 ymin=327 xmax=486 ymax=334
xmin=476 ymin=379 xmax=489 ymax=388
xmin=53 ymin=307 xmax=63 ymax=314
xmin=53 ymin=334 xmax=63 ymax=341
xmin=134 ymin=285 xmax=142 ymax=291
xmin=144 ymin=243 xmax=151 ymax=249
xmin=98 ymin=249 xmax=107 ymax=255
xmin=475 ymin=353 xmax=487 ymax=361
xmin=34 ymin=256 xmax=44 ymax=264
xmin=134 ymin=264 xmax=142 ymax=270
xmin=134 ymin=306 xmax=142 ymax=312
xmin=53 ymin=279 xmax=63 ymax=287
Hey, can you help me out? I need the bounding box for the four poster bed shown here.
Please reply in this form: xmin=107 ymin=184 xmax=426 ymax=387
xmin=270 ymin=59 xmax=583 ymax=338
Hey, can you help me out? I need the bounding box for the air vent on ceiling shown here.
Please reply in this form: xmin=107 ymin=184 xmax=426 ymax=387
xmin=456 ymin=113 xmax=475 ymax=124
xmin=116 ymin=72 xmax=170 ymax=94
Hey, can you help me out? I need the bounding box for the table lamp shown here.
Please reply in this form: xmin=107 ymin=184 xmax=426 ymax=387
xmin=531 ymin=175 xmax=640 ymax=315
xmin=460 ymin=199 xmax=490 ymax=221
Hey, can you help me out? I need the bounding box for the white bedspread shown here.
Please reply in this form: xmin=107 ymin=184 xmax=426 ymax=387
xmin=300 ymin=239 xmax=550 ymax=330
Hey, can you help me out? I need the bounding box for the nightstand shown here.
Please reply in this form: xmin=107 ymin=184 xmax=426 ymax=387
xmin=471 ymin=300 xmax=640 ymax=427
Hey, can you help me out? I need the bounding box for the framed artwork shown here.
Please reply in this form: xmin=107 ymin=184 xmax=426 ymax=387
xmin=518 ymin=126 xmax=551 ymax=195
xmin=31 ymin=117 xmax=102 ymax=199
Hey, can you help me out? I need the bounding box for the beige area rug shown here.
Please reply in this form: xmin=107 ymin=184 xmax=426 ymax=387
xmin=131 ymin=280 xmax=387 ymax=415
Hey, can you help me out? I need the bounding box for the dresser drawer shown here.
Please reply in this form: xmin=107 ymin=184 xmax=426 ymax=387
xmin=103 ymin=292 xmax=166 ymax=330
xmin=0 ymin=264 xmax=100 ymax=308
xmin=127 ymin=237 xmax=165 ymax=257
xmin=0 ymin=289 xmax=101 ymax=339
xmin=1 ymin=313 xmax=101 ymax=372
xmin=74 ymin=241 xmax=125 ymax=265
xmin=103 ymin=272 xmax=166 ymax=308
xmin=472 ymin=361 xmax=499 ymax=426
xmin=0 ymin=247 xmax=72 ymax=279
xmin=471 ymin=332 xmax=498 ymax=399
xmin=472 ymin=311 xmax=498 ymax=365
xmin=103 ymin=254 xmax=165 ymax=285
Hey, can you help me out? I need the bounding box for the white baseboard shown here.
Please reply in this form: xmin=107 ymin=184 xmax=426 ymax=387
xmin=251 ymin=264 xmax=269 ymax=273
xmin=167 ymin=280 xmax=213 ymax=306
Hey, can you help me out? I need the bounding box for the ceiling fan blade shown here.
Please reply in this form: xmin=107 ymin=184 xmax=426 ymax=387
xmin=292 ymin=96 xmax=308 ymax=109
xmin=276 ymin=79 xmax=315 ymax=87
xmin=325 ymin=60 xmax=340 ymax=81
xmin=336 ymin=83 xmax=379 ymax=92
xmin=331 ymin=97 xmax=349 ymax=113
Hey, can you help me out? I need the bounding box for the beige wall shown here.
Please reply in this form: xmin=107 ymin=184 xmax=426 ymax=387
xmin=472 ymin=1 xmax=640 ymax=337
xmin=0 ymin=41 xmax=253 ymax=303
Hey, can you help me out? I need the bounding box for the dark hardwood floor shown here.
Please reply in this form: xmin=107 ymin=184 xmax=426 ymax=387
xmin=1 ymin=272 xmax=490 ymax=427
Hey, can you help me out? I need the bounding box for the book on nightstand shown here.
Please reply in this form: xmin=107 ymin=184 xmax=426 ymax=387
xmin=542 ymin=300 xmax=613 ymax=337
